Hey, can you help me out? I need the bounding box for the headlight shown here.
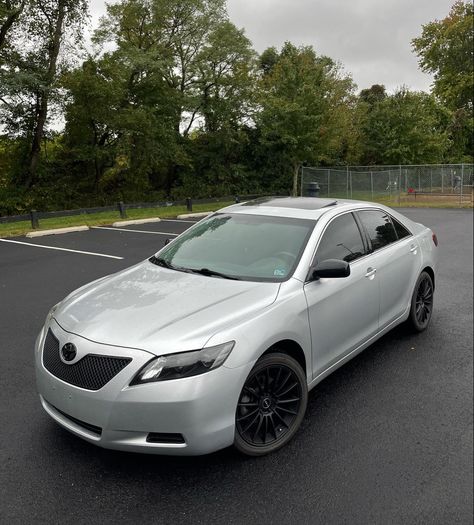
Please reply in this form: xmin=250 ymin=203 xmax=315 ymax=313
xmin=46 ymin=303 xmax=60 ymax=324
xmin=130 ymin=341 xmax=235 ymax=385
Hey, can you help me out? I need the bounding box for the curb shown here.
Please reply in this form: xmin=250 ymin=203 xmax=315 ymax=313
xmin=26 ymin=225 xmax=89 ymax=238
xmin=176 ymin=212 xmax=212 ymax=219
xmin=112 ymin=218 xmax=162 ymax=227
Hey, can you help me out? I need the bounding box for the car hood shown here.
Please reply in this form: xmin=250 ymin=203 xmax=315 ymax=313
xmin=54 ymin=261 xmax=280 ymax=355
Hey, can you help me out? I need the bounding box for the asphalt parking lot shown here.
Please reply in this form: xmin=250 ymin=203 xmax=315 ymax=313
xmin=1 ymin=208 xmax=472 ymax=524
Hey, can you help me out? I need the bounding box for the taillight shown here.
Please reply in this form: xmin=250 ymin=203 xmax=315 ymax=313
xmin=432 ymin=233 xmax=438 ymax=247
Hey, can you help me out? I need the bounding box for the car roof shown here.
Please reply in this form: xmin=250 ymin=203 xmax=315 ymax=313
xmin=220 ymin=196 xmax=379 ymax=220
xmin=240 ymin=196 xmax=338 ymax=210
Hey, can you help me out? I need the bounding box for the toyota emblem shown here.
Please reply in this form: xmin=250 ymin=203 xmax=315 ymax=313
xmin=61 ymin=343 xmax=77 ymax=362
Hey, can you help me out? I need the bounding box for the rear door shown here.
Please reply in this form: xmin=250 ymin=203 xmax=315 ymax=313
xmin=356 ymin=209 xmax=422 ymax=329
xmin=303 ymin=212 xmax=380 ymax=378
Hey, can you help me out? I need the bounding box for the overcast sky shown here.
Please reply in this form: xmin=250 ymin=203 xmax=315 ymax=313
xmin=89 ymin=0 xmax=454 ymax=93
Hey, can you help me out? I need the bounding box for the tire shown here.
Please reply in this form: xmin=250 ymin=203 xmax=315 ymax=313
xmin=408 ymin=271 xmax=434 ymax=332
xmin=234 ymin=352 xmax=308 ymax=456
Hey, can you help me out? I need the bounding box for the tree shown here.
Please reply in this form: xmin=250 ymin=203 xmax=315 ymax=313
xmin=196 ymin=20 xmax=255 ymax=133
xmin=257 ymin=42 xmax=355 ymax=195
xmin=62 ymin=58 xmax=125 ymax=193
xmin=359 ymin=84 xmax=386 ymax=105
xmin=412 ymin=1 xmax=473 ymax=111
xmin=412 ymin=1 xmax=473 ymax=161
xmin=95 ymin=0 xmax=228 ymax=136
xmin=0 ymin=0 xmax=88 ymax=187
xmin=0 ymin=0 xmax=25 ymax=52
xmin=68 ymin=0 xmax=256 ymax=198
xmin=358 ymin=88 xmax=449 ymax=165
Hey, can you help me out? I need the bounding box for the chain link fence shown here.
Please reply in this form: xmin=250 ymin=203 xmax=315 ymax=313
xmin=301 ymin=164 xmax=474 ymax=206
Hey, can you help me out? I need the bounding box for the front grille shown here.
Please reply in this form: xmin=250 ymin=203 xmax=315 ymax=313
xmin=51 ymin=404 xmax=102 ymax=436
xmin=42 ymin=329 xmax=131 ymax=391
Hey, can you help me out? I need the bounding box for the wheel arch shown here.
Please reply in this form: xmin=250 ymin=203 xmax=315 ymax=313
xmin=262 ymin=339 xmax=307 ymax=375
xmin=421 ymin=266 xmax=435 ymax=290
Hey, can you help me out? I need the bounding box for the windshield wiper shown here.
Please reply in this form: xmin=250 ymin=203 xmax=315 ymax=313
xmin=150 ymin=257 xmax=240 ymax=280
xmin=188 ymin=268 xmax=241 ymax=280
xmin=149 ymin=255 xmax=175 ymax=269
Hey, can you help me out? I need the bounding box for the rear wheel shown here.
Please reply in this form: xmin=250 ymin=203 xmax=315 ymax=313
xmin=408 ymin=271 xmax=434 ymax=332
xmin=234 ymin=352 xmax=307 ymax=456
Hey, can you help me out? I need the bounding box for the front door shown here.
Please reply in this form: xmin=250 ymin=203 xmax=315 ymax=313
xmin=304 ymin=212 xmax=380 ymax=379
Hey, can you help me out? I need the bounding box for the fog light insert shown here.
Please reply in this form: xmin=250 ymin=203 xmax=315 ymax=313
xmin=146 ymin=432 xmax=185 ymax=444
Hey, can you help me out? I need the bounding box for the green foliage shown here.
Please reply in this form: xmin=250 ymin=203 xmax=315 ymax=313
xmin=412 ymin=1 xmax=473 ymax=111
xmin=0 ymin=0 xmax=88 ymax=188
xmin=59 ymin=0 xmax=257 ymax=202
xmin=357 ymin=87 xmax=450 ymax=165
xmin=412 ymin=1 xmax=473 ymax=161
xmin=256 ymin=42 xmax=356 ymax=194
xmin=0 ymin=0 xmax=472 ymax=214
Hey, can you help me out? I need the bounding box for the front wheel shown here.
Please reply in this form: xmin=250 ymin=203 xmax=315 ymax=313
xmin=234 ymin=352 xmax=308 ymax=456
xmin=408 ymin=271 xmax=434 ymax=332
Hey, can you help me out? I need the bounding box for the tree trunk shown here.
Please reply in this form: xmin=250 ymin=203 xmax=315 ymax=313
xmin=292 ymin=162 xmax=300 ymax=197
xmin=26 ymin=0 xmax=66 ymax=187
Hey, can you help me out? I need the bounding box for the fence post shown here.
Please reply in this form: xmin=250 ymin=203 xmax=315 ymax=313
xmin=346 ymin=166 xmax=349 ymax=199
xmin=117 ymin=201 xmax=126 ymax=219
xmin=327 ymin=169 xmax=330 ymax=197
xmin=460 ymin=163 xmax=464 ymax=205
xmin=370 ymin=171 xmax=373 ymax=199
xmin=398 ymin=168 xmax=401 ymax=205
xmin=30 ymin=210 xmax=39 ymax=229
xmin=399 ymin=165 xmax=402 ymax=204
xmin=186 ymin=198 xmax=193 ymax=212
xmin=300 ymin=166 xmax=304 ymax=197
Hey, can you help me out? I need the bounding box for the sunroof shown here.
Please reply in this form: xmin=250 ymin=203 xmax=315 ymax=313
xmin=241 ymin=197 xmax=337 ymax=210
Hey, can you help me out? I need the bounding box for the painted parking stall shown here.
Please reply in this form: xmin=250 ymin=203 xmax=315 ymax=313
xmin=0 ymin=209 xmax=472 ymax=524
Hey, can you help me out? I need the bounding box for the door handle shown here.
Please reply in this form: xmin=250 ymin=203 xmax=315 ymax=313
xmin=365 ymin=267 xmax=377 ymax=278
xmin=410 ymin=244 xmax=418 ymax=254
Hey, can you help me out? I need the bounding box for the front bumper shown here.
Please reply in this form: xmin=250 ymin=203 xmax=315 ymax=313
xmin=35 ymin=321 xmax=254 ymax=455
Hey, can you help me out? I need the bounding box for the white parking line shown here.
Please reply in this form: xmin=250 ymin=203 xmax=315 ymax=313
xmin=92 ymin=226 xmax=179 ymax=236
xmin=0 ymin=239 xmax=124 ymax=259
xmin=160 ymin=219 xmax=198 ymax=223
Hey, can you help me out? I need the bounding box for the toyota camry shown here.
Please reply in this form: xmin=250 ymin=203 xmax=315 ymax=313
xmin=35 ymin=197 xmax=438 ymax=456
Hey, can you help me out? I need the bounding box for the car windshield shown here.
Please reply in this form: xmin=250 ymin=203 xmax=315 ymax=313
xmin=153 ymin=213 xmax=315 ymax=282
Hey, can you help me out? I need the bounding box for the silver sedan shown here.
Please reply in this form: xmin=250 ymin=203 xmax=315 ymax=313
xmin=35 ymin=197 xmax=439 ymax=456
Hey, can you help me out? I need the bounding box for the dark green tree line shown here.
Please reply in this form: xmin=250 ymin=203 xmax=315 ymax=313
xmin=0 ymin=0 xmax=472 ymax=214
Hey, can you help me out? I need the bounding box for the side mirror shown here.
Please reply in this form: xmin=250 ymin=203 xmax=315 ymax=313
xmin=164 ymin=238 xmax=172 ymax=246
xmin=310 ymin=259 xmax=350 ymax=280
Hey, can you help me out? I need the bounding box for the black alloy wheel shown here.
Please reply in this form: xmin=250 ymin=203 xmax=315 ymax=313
xmin=409 ymin=271 xmax=434 ymax=332
xmin=234 ymin=352 xmax=307 ymax=456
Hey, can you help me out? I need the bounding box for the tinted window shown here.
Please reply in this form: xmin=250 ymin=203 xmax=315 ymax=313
xmin=358 ymin=210 xmax=397 ymax=251
xmin=392 ymin=217 xmax=411 ymax=239
xmin=315 ymin=213 xmax=365 ymax=264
